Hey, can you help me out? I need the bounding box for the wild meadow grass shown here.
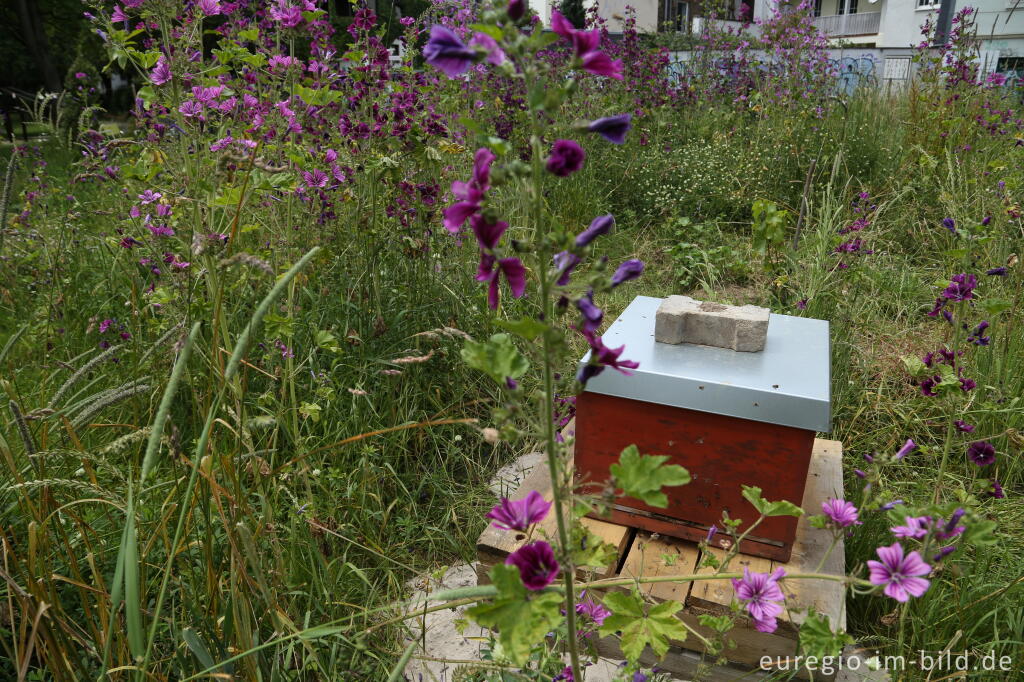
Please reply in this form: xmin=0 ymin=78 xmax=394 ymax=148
xmin=2 ymin=3 xmax=1024 ymax=679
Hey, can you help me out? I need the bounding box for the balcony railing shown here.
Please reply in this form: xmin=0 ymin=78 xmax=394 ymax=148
xmin=813 ymin=11 xmax=881 ymax=37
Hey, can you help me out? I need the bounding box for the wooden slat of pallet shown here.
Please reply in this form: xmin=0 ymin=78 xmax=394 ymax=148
xmin=618 ymin=533 xmax=700 ymax=604
xmin=774 ymin=438 xmax=845 ymax=629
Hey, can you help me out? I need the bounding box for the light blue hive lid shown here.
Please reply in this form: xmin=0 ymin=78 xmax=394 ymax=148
xmin=580 ymin=295 xmax=831 ymax=433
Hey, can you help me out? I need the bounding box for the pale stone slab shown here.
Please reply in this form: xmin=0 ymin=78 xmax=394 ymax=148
xmin=655 ymin=295 xmax=770 ymax=352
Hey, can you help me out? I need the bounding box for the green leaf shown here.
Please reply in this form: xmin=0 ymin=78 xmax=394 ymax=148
xmin=962 ymin=519 xmax=998 ymax=546
xmin=494 ymin=317 xmax=549 ymax=341
xmin=238 ymin=27 xmax=260 ymax=41
xmin=982 ymin=298 xmax=1012 ymax=316
xmin=571 ymin=522 xmax=618 ymax=570
xmin=599 ymin=590 xmax=688 ymax=663
xmin=798 ymin=609 xmax=854 ymax=659
xmin=901 ymin=354 xmax=927 ymax=378
xmin=697 ymin=613 xmax=733 ymax=634
xmin=460 ymin=333 xmax=529 ymax=386
xmin=741 ymin=486 xmax=803 ymax=517
xmin=465 ymin=565 xmax=562 ymax=665
xmin=610 ymin=445 xmax=690 ymax=508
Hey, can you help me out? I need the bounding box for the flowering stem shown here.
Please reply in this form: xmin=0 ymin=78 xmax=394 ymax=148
xmin=531 ymin=122 xmax=584 ymax=678
xmin=932 ymin=317 xmax=965 ymax=504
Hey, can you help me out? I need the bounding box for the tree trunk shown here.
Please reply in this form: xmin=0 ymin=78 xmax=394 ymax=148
xmin=15 ymin=0 xmax=62 ymax=92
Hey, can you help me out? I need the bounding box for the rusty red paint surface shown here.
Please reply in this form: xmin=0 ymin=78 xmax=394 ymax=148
xmin=574 ymin=391 xmax=815 ymax=561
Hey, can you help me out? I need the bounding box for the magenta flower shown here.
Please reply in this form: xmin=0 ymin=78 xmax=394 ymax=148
xmin=967 ymin=440 xmax=996 ymax=466
xmin=611 ymin=259 xmax=644 ymax=287
xmin=269 ymin=0 xmax=303 ymax=27
xmin=989 ymin=479 xmax=1005 ymax=499
xmin=550 ymin=10 xmax=623 ymax=79
xmin=443 ymin=148 xmax=495 ymax=233
xmin=485 ymin=490 xmax=552 ymax=531
xmin=891 ymin=516 xmax=929 ymax=540
xmin=479 ymin=257 xmax=527 ymax=310
xmin=506 ymin=541 xmax=559 ymax=590
xmin=867 ymin=543 xmax=931 ymax=602
xmin=575 ymin=593 xmax=611 ymax=626
xmin=553 ymin=251 xmax=581 ymax=286
xmin=546 ymin=140 xmax=586 ymax=177
xmin=587 ymin=114 xmax=632 ymax=145
xmin=894 ymin=439 xmax=917 ymax=460
xmin=469 ymin=32 xmax=506 ymax=66
xmin=942 ymin=273 xmax=977 ymax=302
xmin=731 ymin=567 xmax=786 ymax=633
xmin=954 ymin=420 xmax=974 ymax=433
xmin=112 ymin=5 xmax=128 ymax=22
xmin=302 ymin=169 xmax=329 ymax=190
xmin=196 ymin=0 xmax=221 ymax=15
xmin=576 ymin=292 xmax=603 ymax=333
xmin=178 ymin=100 xmax=203 ymax=118
xmin=575 ymin=214 xmax=614 ymax=247
xmin=821 ymin=498 xmax=860 ymax=528
xmin=423 ymin=25 xmax=477 ymax=78
xmin=577 ymin=329 xmax=639 ymax=385
xmin=150 ymin=57 xmax=172 ymax=86
xmin=138 ymin=190 xmax=162 ymax=204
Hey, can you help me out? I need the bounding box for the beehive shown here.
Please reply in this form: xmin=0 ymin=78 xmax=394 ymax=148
xmin=575 ymin=295 xmax=831 ymax=561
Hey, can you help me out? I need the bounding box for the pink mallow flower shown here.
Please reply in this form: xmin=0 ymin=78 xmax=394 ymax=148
xmin=821 ymin=498 xmax=861 ymax=528
xmin=732 ymin=567 xmax=786 ymax=633
xmin=485 ymin=490 xmax=552 ymax=531
xmin=867 ymin=543 xmax=931 ymax=602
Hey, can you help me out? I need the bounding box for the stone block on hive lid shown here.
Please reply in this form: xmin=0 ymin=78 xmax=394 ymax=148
xmin=574 ymin=295 xmax=831 ymax=562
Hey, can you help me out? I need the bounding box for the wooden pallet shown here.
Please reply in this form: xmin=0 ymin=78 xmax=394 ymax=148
xmin=476 ymin=439 xmax=846 ymax=679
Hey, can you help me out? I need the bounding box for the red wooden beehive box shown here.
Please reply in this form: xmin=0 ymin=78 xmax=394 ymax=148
xmin=574 ymin=296 xmax=831 ymax=562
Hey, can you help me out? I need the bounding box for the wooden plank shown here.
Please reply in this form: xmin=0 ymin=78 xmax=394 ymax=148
xmin=772 ymin=438 xmax=846 ymax=630
xmin=619 ymin=532 xmax=701 ymax=603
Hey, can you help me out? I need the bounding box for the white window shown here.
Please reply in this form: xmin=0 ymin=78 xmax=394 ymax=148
xmin=916 ymin=0 xmax=940 ymax=8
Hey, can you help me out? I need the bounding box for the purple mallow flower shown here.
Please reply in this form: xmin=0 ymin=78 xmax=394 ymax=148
xmin=989 ymin=479 xmax=1005 ymax=499
xmin=546 ymin=139 xmax=586 ymax=177
xmin=732 ymin=567 xmax=786 ymax=633
xmin=967 ymin=440 xmax=996 ymax=466
xmin=867 ymin=543 xmax=931 ymax=602
xmin=506 ymin=541 xmax=560 ymax=590
xmin=507 ymin=0 xmax=524 ymax=20
xmin=577 ymin=292 xmax=603 ymax=333
xmin=575 ymin=592 xmax=611 ymax=626
xmin=444 ymin=148 xmax=494 ymax=233
xmin=895 ymin=439 xmax=917 ymax=460
xmin=554 ymin=251 xmax=581 ymax=286
xmin=587 ymin=114 xmax=632 ymax=145
xmin=550 ymin=10 xmax=623 ymax=79
xmin=576 ymin=214 xmax=614 ymax=247
xmin=577 ymin=329 xmax=639 ymax=385
xmin=423 ymin=25 xmax=477 ymax=79
xmin=987 ymin=267 xmax=1008 ymax=276
xmin=941 ymin=217 xmax=957 ymax=234
xmin=486 ymin=490 xmax=552 ymax=531
xmin=955 ymin=419 xmax=974 ymax=433
xmin=151 ymin=56 xmax=171 ymax=86
xmin=822 ymin=498 xmax=860 ymax=528
xmin=611 ymin=259 xmax=644 ymax=287
xmin=891 ymin=516 xmax=929 ymax=540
